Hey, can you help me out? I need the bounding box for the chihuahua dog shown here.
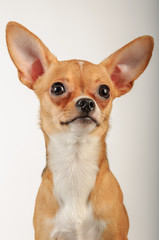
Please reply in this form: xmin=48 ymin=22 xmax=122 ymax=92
xmin=6 ymin=22 xmax=153 ymax=240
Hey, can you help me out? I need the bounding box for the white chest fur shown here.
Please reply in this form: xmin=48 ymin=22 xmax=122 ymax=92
xmin=47 ymin=132 xmax=105 ymax=240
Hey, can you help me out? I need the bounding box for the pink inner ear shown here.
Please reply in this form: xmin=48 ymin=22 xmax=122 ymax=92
xmin=110 ymin=64 xmax=129 ymax=88
xmin=31 ymin=59 xmax=44 ymax=81
xmin=111 ymin=65 xmax=124 ymax=88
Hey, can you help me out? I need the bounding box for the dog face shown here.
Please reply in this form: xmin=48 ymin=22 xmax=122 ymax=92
xmin=33 ymin=59 xmax=114 ymax=137
xmin=6 ymin=22 xmax=154 ymax=137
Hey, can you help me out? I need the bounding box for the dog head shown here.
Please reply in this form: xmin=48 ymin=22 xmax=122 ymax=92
xmin=6 ymin=22 xmax=154 ymax=139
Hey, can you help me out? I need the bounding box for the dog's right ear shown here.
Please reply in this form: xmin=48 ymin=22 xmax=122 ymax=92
xmin=6 ymin=22 xmax=57 ymax=89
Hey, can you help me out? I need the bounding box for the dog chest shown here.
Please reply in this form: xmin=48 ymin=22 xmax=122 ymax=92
xmin=50 ymin=203 xmax=105 ymax=240
xmin=47 ymin=133 xmax=105 ymax=239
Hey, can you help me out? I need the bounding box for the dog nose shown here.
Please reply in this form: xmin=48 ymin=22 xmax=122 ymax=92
xmin=76 ymin=98 xmax=95 ymax=113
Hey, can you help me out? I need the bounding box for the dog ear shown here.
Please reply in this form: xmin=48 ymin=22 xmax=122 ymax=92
xmin=6 ymin=22 xmax=57 ymax=89
xmin=100 ymin=36 xmax=154 ymax=97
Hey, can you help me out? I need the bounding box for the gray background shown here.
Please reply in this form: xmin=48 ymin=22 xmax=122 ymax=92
xmin=0 ymin=0 xmax=158 ymax=239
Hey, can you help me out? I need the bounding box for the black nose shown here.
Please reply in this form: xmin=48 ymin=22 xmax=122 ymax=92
xmin=76 ymin=98 xmax=95 ymax=113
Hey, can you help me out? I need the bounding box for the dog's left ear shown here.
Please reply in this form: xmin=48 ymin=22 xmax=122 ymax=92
xmin=100 ymin=36 xmax=154 ymax=97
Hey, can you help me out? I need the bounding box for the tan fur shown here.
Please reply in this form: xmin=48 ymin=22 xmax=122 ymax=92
xmin=6 ymin=22 xmax=154 ymax=240
xmin=33 ymin=168 xmax=59 ymax=240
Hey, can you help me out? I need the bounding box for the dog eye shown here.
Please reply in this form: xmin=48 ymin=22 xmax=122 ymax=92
xmin=98 ymin=85 xmax=110 ymax=99
xmin=51 ymin=82 xmax=66 ymax=96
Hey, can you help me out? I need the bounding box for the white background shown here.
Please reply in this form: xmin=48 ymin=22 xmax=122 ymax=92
xmin=0 ymin=0 xmax=158 ymax=239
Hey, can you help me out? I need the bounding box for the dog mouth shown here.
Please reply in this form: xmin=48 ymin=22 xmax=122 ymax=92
xmin=60 ymin=116 xmax=99 ymax=126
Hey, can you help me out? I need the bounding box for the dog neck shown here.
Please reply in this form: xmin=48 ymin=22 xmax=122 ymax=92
xmin=47 ymin=132 xmax=106 ymax=205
